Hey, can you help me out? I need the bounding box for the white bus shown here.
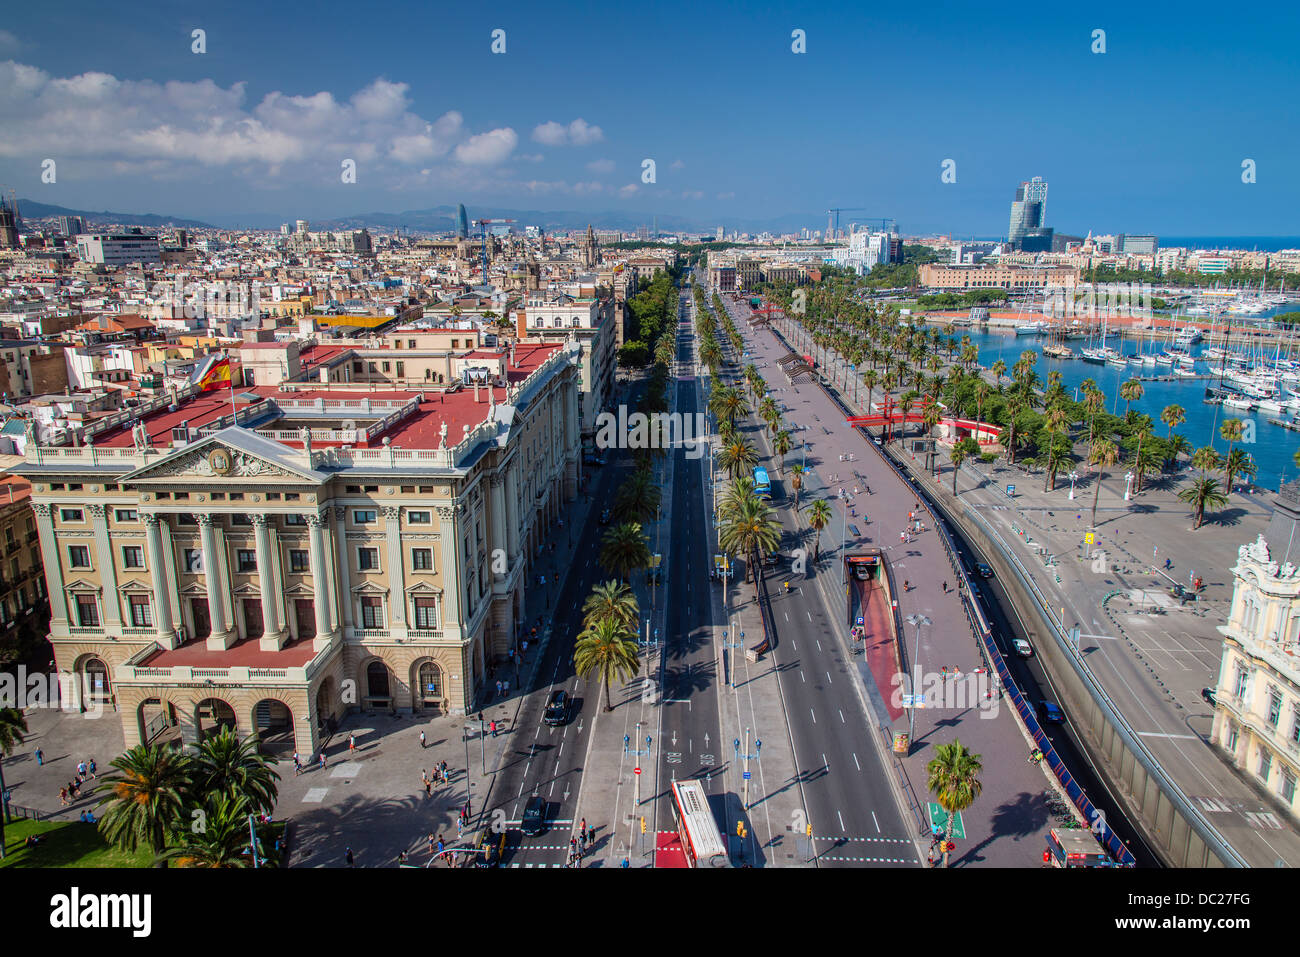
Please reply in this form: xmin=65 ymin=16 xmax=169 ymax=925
xmin=670 ymin=780 xmax=731 ymax=868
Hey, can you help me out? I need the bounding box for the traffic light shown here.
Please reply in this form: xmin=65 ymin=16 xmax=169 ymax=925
xmin=640 ymin=816 xmax=646 ymax=835
xmin=736 ymin=822 xmax=746 ymax=838
xmin=806 ymin=823 xmax=813 ymax=838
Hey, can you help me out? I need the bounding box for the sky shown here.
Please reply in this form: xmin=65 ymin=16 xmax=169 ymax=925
xmin=0 ymin=0 xmax=1297 ymax=236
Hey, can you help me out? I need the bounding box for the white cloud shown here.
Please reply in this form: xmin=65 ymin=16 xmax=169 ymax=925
xmin=586 ymin=158 xmax=615 ymax=174
xmin=619 ymin=184 xmax=639 ymax=197
xmin=670 ymin=159 xmax=685 ymax=170
xmin=0 ymin=31 xmax=19 ymax=56
xmin=518 ymin=153 xmax=545 ymax=163
xmin=453 ymin=128 xmax=517 ymax=165
xmin=531 ymin=118 xmax=604 ymax=147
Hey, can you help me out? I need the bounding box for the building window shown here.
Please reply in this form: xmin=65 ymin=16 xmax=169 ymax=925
xmin=407 ymin=511 xmax=431 ymax=524
xmin=122 ymin=546 xmax=145 ymax=569
xmin=289 ymin=550 xmax=309 ymax=573
xmin=184 ymin=549 xmax=203 ymax=573
xmin=1291 ymin=709 xmax=1300 ymax=746
xmin=284 ymin=513 xmax=307 ymax=526
xmin=1283 ymin=769 xmax=1297 ymax=805
xmin=396 ymin=361 xmax=405 ymax=377
xmin=360 ymin=596 xmax=383 ymax=629
xmin=353 ymin=510 xmax=377 ymax=525
xmin=237 ymin=550 xmax=257 ymax=572
xmin=1268 ymin=689 xmax=1284 ymax=727
xmin=114 ymin=508 xmax=138 ymax=522
xmin=358 ymin=548 xmax=380 ymax=571
xmin=412 ymin=548 xmax=433 ymax=571
xmin=177 ymin=513 xmax=198 ymax=525
xmin=230 ymin=513 xmax=252 ymax=526
xmin=60 ymin=508 xmax=84 ymax=523
xmin=1234 ymin=667 xmax=1249 ymax=700
xmin=413 ymin=597 xmax=438 ymax=630
xmin=75 ymin=595 xmax=99 ymax=627
xmin=68 ymin=545 xmax=91 ymax=569
xmin=1259 ymin=749 xmax=1272 ymax=782
xmin=129 ymin=594 xmax=153 ymax=628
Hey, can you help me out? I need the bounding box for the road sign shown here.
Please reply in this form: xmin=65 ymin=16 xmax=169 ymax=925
xmin=902 ymin=694 xmax=925 ymax=708
xmin=742 ymin=771 xmax=751 ymax=780
xmin=927 ymin=803 xmax=966 ymax=840
xmin=1084 ymin=532 xmax=1096 ymax=545
xmin=634 ymin=767 xmax=641 ymax=775
xmin=1006 ymin=484 xmax=1015 ymax=496
xmin=856 ymin=616 xmax=864 ymax=626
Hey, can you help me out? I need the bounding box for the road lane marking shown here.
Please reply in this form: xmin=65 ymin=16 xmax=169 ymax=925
xmin=816 ymin=639 xmax=822 ymax=652
xmin=838 ymin=811 xmax=845 ymax=831
xmin=810 ymin=708 xmax=816 ymax=724
xmin=800 ymin=671 xmax=805 ymax=683
xmin=1137 ymin=731 xmax=1199 ymax=740
xmin=839 ymin=709 xmax=845 ymax=723
xmin=853 ymin=753 xmax=861 ymax=771
xmin=872 ymin=812 xmax=880 ymax=832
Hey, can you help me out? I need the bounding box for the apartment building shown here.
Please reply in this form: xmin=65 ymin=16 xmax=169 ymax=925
xmin=15 ymin=340 xmax=582 ymax=756
xmin=919 ymin=263 xmax=1081 ymax=290
xmin=0 ymin=473 xmax=46 ymax=652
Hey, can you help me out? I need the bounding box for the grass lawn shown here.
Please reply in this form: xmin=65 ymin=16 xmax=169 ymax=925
xmin=0 ymin=817 xmax=152 ymax=868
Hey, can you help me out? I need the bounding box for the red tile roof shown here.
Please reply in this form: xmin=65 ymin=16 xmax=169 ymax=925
xmin=143 ymin=635 xmax=317 ymax=668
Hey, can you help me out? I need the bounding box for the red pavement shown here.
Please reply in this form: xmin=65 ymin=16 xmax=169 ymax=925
xmin=654 ymin=831 xmax=689 ymax=868
xmin=855 ymin=579 xmax=904 ymax=722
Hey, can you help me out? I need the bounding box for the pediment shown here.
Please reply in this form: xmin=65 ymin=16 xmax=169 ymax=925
xmin=282 ymin=582 xmax=315 ymax=597
xmin=63 ymin=578 xmax=101 ymax=593
xmin=232 ymin=581 xmax=261 ymax=596
xmin=351 ymin=580 xmax=389 ymax=595
xmin=404 ymin=581 xmax=444 ymax=595
xmin=119 ymin=427 xmax=326 ymax=485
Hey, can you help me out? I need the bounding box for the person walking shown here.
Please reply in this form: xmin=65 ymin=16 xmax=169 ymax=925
xmin=495 ymin=679 xmax=503 ymax=699
xmin=319 ymin=750 xmax=327 ymax=772
xmin=292 ymin=752 xmax=301 ymax=776
xmin=345 ymin=847 xmax=355 ymax=868
xmin=580 ymin=817 xmax=587 ymax=847
xmin=34 ymin=747 xmax=43 ymax=766
xmin=490 ymin=719 xmax=497 ymax=738
xmin=419 ymin=730 xmax=426 ymax=749
xmin=428 ymin=833 xmax=436 ymax=856
xmin=87 ymin=758 xmax=96 ymax=779
xmin=348 ymin=733 xmax=357 ymax=756
xmin=58 ymin=786 xmax=69 ymax=807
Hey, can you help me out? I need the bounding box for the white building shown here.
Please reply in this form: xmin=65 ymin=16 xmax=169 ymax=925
xmin=75 ymin=233 xmax=162 ymax=267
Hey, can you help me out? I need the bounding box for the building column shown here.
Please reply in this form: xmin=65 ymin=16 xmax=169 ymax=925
xmin=382 ymin=506 xmax=407 ymax=636
xmin=333 ymin=507 xmax=353 ymax=632
xmin=306 ymin=513 xmax=334 ymax=648
xmin=33 ymin=504 xmax=69 ymax=632
xmin=504 ymin=461 xmax=520 ymax=564
xmin=87 ymin=504 xmax=123 ymax=631
xmin=199 ymin=516 xmax=234 ymax=650
xmin=252 ymin=514 xmax=285 ymax=650
xmin=438 ymin=503 xmax=462 ymax=640
xmin=142 ymin=514 xmax=177 ymax=649
xmin=489 ymin=473 xmax=507 ymax=577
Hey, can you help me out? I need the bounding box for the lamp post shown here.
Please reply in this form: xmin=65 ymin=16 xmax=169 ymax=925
xmin=734 ymin=728 xmax=762 ymax=810
xmin=722 ymin=629 xmax=743 ymax=690
xmin=1067 ymin=470 xmax=1079 ymax=500
xmin=1124 ymin=470 xmax=1135 ymax=501
xmin=624 ymin=721 xmax=653 ymax=808
xmin=904 ymin=613 xmax=931 ymax=752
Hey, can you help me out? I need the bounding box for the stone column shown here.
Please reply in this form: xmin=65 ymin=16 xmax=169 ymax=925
xmin=489 ymin=473 xmax=507 ymax=574
xmin=382 ymin=506 xmax=407 ymax=635
xmin=33 ymin=504 xmax=69 ymax=631
xmin=306 ymin=513 xmax=333 ymax=644
xmin=333 ymin=506 xmax=353 ymax=631
xmin=142 ymin=514 xmax=177 ymax=649
xmin=199 ymin=515 xmax=234 ymax=650
xmin=87 ymin=504 xmax=123 ymax=631
xmin=504 ymin=462 xmax=520 ymax=563
xmin=437 ymin=503 xmax=462 ymax=640
xmin=252 ymin=514 xmax=285 ymax=650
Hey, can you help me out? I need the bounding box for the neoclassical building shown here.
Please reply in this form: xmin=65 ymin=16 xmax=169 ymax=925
xmin=16 ymin=340 xmax=581 ymax=758
xmin=1211 ymin=482 xmax=1300 ymax=820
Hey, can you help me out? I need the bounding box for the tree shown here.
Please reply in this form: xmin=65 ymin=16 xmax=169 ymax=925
xmin=1088 ymin=438 xmax=1119 ymax=528
xmin=1161 ymin=403 xmax=1186 ymax=439
xmin=949 ymin=437 xmax=979 ymax=496
xmin=157 ymin=792 xmax=257 ymax=868
xmin=807 ymin=499 xmax=832 ymax=561
xmin=573 ymin=617 xmax=640 ymax=712
xmin=1224 ymin=448 xmax=1257 ymax=493
xmin=582 ymin=580 xmax=639 ymax=632
xmin=192 ymin=727 xmax=280 ymax=815
xmin=719 ymin=496 xmax=783 ymax=583
xmin=709 ymin=385 xmax=750 ymax=430
xmin=1178 ymin=477 xmax=1229 ymax=530
xmin=788 ymin=463 xmax=807 ymax=513
xmin=926 ymin=740 xmax=983 ymax=868
xmin=0 ymin=707 xmax=28 ymax=859
xmin=1131 ymin=420 xmax=1155 ymax=494
xmin=717 ymin=435 xmax=759 ymax=480
xmin=1219 ymin=420 xmax=1245 ymax=492
xmin=991 ymin=359 xmax=1006 ymax=382
xmin=773 ymin=429 xmax=792 ymax=472
xmin=599 ymin=522 xmax=651 ymax=582
xmin=1192 ymin=445 xmax=1223 ymax=475
xmin=1119 ymin=378 xmax=1144 ymax=421
xmin=614 ymin=471 xmax=662 ymax=524
xmin=1043 ymin=407 xmax=1069 ymax=492
xmin=96 ymin=743 xmax=192 ymax=866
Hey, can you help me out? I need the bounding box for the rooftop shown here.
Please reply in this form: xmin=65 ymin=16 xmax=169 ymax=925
xmin=144 ymin=635 xmax=317 ymax=669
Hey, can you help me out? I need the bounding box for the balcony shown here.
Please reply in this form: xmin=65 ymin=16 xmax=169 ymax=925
xmin=406 ymin=629 xmax=444 ymax=641
xmin=68 ymin=625 xmax=104 ymax=637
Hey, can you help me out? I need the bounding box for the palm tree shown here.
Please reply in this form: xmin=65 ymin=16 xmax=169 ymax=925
xmin=1192 ymin=445 xmax=1223 ymax=475
xmin=708 ymin=385 xmax=749 ymax=430
xmin=1119 ymin=378 xmax=1144 ymax=421
xmin=599 ymin=522 xmax=651 ymax=582
xmin=974 ymin=382 xmax=990 ymax=424
xmin=717 ymin=435 xmax=759 ymax=480
xmin=806 ymin=499 xmax=832 ymax=561
xmin=772 ymin=429 xmax=792 ymax=472
xmin=788 ymin=463 xmax=807 ymax=513
xmin=0 ymin=707 xmax=28 ymax=859
xmin=926 ymin=740 xmax=982 ymax=868
xmin=192 ymin=727 xmax=280 ymax=814
xmin=157 ymin=792 xmax=257 ymax=868
xmin=1224 ymin=448 xmax=1257 ymax=493
xmin=614 ymin=471 xmax=661 ymax=524
xmin=96 ymin=743 xmax=192 ymax=865
xmin=1178 ymin=477 xmax=1229 ymax=530
xmin=921 ymin=401 xmax=942 ymax=472
xmin=582 ymin=580 xmax=639 ymax=631
xmin=1084 ymin=388 xmax=1106 ymax=441
xmin=574 ymin=617 xmax=640 ymax=712
xmin=1088 ymin=438 xmax=1119 ymax=528
xmin=1219 ymin=419 xmax=1245 ymax=487
xmin=1161 ymin=403 xmax=1186 ymax=439
xmin=948 ymin=437 xmax=979 ymax=496
xmin=991 ymin=359 xmax=1006 ymax=383
xmin=719 ymin=497 xmax=783 ymax=583
xmin=1043 ymin=407 xmax=1069 ymax=492
xmin=1131 ymin=419 xmax=1155 ymax=494
xmin=862 ymin=369 xmax=878 ymax=410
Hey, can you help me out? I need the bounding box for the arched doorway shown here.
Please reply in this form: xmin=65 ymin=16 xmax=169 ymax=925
xmin=412 ymin=659 xmax=444 ymax=713
xmin=315 ymin=676 xmax=339 ymax=733
xmin=195 ymin=697 xmax=237 ymax=740
xmin=252 ymin=699 xmax=295 ymax=754
xmin=79 ymin=656 xmax=111 ymax=710
xmin=137 ymin=698 xmax=179 ymax=746
xmin=364 ymin=659 xmax=393 ymax=711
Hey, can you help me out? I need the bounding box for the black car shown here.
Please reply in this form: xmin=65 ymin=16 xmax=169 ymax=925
xmin=975 ymin=563 xmax=994 ymax=579
xmin=521 ymin=796 xmax=547 ymax=836
xmin=599 ymin=509 xmax=612 ymax=525
xmin=544 ymin=689 xmax=570 ymax=726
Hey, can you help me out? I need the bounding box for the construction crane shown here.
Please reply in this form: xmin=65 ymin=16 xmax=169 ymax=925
xmin=826 ymin=207 xmax=864 ymax=242
xmin=826 ymin=209 xmax=897 ymax=241
xmin=474 ymin=218 xmax=516 ymax=276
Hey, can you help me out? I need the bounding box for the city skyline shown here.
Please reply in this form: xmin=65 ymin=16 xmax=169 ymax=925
xmin=0 ymin=1 xmax=1296 ymax=235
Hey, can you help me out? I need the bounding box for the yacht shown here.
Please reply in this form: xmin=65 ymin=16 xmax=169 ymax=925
xmin=1174 ymin=328 xmax=1204 ymax=346
xmin=1257 ymin=397 xmax=1285 ymax=414
xmin=1223 ymin=395 xmax=1256 ymax=411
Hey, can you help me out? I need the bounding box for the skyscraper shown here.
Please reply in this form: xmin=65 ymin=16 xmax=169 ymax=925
xmin=456 ymin=204 xmax=470 ymax=239
xmin=1008 ymin=177 xmax=1048 ymax=248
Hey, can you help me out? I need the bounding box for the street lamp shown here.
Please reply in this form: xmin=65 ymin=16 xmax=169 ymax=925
xmin=1067 ymin=470 xmax=1079 ymax=500
xmin=1124 ymin=470 xmax=1135 ymax=501
xmin=722 ymin=629 xmax=743 ymax=690
xmin=904 ymin=613 xmax=931 ymax=753
xmin=624 ymin=721 xmax=653 ymax=808
xmin=734 ymin=728 xmax=762 ymax=810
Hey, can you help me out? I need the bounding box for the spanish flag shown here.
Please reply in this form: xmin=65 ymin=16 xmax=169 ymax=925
xmin=192 ymin=355 xmax=232 ymax=392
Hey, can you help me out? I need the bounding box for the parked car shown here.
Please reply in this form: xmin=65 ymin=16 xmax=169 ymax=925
xmin=544 ymin=689 xmax=570 ymax=727
xmin=975 ymin=563 xmax=994 ymax=579
xmin=1039 ymin=700 xmax=1064 ymax=724
xmin=1012 ymin=638 xmax=1033 ymax=658
xmin=521 ymin=796 xmax=547 ymax=836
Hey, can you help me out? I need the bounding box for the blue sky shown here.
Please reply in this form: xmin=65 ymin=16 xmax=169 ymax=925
xmin=0 ymin=0 xmax=1296 ymax=235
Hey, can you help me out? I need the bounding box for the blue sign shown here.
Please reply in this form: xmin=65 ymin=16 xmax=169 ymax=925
xmin=1006 ymin=484 xmax=1015 ymax=496
xmin=856 ymin=616 xmax=864 ymax=626
xmin=742 ymin=771 xmax=752 ymax=780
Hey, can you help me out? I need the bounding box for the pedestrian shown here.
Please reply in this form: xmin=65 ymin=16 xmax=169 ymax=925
xmin=621 ymin=857 xmax=630 ymax=869
xmin=349 ymin=733 xmax=356 ymax=756
xmin=942 ymin=581 xmax=948 ymax=594
xmin=436 ymin=836 xmax=444 ymax=858
xmin=503 ymin=679 xmax=510 ymax=696
xmin=457 ymin=818 xmax=463 ymax=839
xmin=87 ymin=759 xmax=96 ymax=779
xmin=570 ymin=837 xmax=578 ymax=858
xmin=319 ymin=750 xmax=327 ymax=771
xmin=428 ymin=833 xmax=436 ymax=855
xmin=903 ymin=580 xmax=909 ymax=592
xmin=398 ymin=850 xmax=408 ymax=866
xmin=490 ymin=719 xmax=497 ymax=738
xmin=345 ymin=846 xmax=355 ymax=868
xmin=419 ymin=730 xmax=426 ymax=749
xmin=292 ymin=751 xmax=301 ymax=776
xmin=522 ymin=639 xmax=529 ymax=656
xmin=34 ymin=747 xmax=43 ymax=766
xmin=495 ymin=679 xmax=503 ymax=699
xmin=59 ymin=786 xmax=68 ymax=807
xmin=440 ymin=760 xmax=448 ymax=783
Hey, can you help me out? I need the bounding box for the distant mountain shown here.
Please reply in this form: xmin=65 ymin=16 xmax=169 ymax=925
xmin=17 ymin=199 xmax=214 ymax=230
xmin=309 ymin=204 xmax=711 ymax=235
